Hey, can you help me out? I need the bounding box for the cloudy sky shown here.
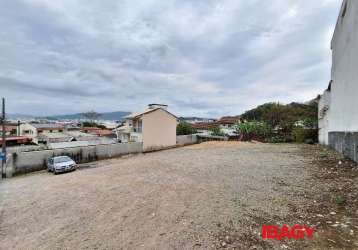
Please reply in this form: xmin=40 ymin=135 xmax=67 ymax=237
xmin=1 ymin=0 xmax=342 ymax=117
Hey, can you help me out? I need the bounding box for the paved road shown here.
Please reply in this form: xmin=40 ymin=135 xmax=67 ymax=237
xmin=0 ymin=142 xmax=330 ymax=249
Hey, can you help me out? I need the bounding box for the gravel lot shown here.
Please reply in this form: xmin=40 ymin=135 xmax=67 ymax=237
xmin=0 ymin=142 xmax=357 ymax=249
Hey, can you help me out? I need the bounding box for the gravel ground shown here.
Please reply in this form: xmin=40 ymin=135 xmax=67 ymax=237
xmin=0 ymin=142 xmax=357 ymax=249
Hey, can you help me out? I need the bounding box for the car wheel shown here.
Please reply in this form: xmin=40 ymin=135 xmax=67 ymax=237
xmin=53 ymin=169 xmax=57 ymax=175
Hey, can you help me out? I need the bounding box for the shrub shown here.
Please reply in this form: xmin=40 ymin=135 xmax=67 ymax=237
xmin=235 ymin=121 xmax=271 ymax=141
xmin=177 ymin=122 xmax=197 ymax=135
xmin=209 ymin=126 xmax=225 ymax=136
xmin=292 ymin=128 xmax=318 ymax=143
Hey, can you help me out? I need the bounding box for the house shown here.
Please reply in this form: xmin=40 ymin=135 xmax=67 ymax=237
xmin=218 ymin=116 xmax=241 ymax=129
xmin=18 ymin=123 xmax=105 ymax=145
xmin=19 ymin=123 xmax=65 ymax=144
xmin=81 ymin=127 xmax=115 ymax=138
xmin=0 ymin=136 xmax=33 ymax=147
xmin=116 ymin=104 xmax=177 ymax=151
xmin=191 ymin=122 xmax=220 ymax=135
xmin=0 ymin=124 xmax=18 ymax=136
xmin=190 ymin=116 xmax=240 ymax=137
xmin=318 ymin=0 xmax=358 ymax=162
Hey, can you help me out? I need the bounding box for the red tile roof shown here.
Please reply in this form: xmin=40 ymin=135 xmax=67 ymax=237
xmin=218 ymin=116 xmax=241 ymax=125
xmin=192 ymin=122 xmax=220 ymax=130
xmin=0 ymin=136 xmax=32 ymax=145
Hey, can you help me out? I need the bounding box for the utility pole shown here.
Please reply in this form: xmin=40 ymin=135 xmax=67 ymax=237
xmin=1 ymin=97 xmax=6 ymax=178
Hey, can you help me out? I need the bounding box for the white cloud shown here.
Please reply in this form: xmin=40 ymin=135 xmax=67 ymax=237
xmin=0 ymin=0 xmax=342 ymax=117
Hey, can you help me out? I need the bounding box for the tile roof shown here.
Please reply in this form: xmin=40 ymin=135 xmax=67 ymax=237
xmin=31 ymin=123 xmax=64 ymax=129
xmin=125 ymin=108 xmax=177 ymax=119
xmin=192 ymin=122 xmax=220 ymax=130
xmin=218 ymin=116 xmax=241 ymax=125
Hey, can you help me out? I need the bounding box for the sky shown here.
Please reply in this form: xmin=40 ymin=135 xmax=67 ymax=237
xmin=0 ymin=0 xmax=342 ymax=118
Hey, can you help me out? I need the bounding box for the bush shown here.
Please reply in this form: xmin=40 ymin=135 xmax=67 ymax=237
xmin=177 ymin=122 xmax=197 ymax=135
xmin=292 ymin=128 xmax=318 ymax=143
xmin=235 ymin=121 xmax=271 ymax=141
xmin=209 ymin=126 xmax=225 ymax=136
xmin=82 ymin=122 xmax=106 ymax=129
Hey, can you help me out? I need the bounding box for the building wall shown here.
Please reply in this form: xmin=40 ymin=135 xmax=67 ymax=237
xmin=318 ymin=90 xmax=331 ymax=145
xmin=329 ymin=0 xmax=358 ymax=132
xmin=142 ymin=109 xmax=177 ymax=151
xmin=19 ymin=123 xmax=38 ymax=143
xmin=319 ymin=0 xmax=358 ymax=162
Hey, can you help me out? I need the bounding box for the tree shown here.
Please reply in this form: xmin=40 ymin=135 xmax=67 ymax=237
xmin=82 ymin=121 xmax=106 ymax=129
xmin=235 ymin=121 xmax=271 ymax=141
xmin=177 ymin=122 xmax=197 ymax=135
xmin=240 ymin=101 xmax=318 ymax=142
xmin=81 ymin=111 xmax=101 ymax=123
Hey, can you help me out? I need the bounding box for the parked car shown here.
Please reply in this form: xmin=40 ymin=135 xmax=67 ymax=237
xmin=47 ymin=156 xmax=77 ymax=174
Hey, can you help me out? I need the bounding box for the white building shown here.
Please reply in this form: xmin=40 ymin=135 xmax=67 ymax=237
xmin=319 ymin=0 xmax=358 ymax=161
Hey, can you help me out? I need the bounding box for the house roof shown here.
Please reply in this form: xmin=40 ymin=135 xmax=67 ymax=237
xmin=92 ymin=130 xmax=114 ymax=136
xmin=81 ymin=127 xmax=102 ymax=131
xmin=218 ymin=116 xmax=241 ymax=125
xmin=0 ymin=136 xmax=32 ymax=143
xmin=0 ymin=126 xmax=17 ymax=132
xmin=192 ymin=122 xmax=220 ymax=130
xmin=125 ymin=108 xmax=177 ymax=119
xmin=38 ymin=132 xmax=72 ymax=139
xmin=31 ymin=123 xmax=64 ymax=130
xmin=65 ymin=131 xmax=98 ymax=138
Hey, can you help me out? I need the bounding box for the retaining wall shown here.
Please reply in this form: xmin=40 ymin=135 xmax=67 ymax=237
xmin=5 ymin=142 xmax=143 ymax=177
xmin=176 ymin=135 xmax=198 ymax=146
xmin=329 ymin=132 xmax=358 ymax=163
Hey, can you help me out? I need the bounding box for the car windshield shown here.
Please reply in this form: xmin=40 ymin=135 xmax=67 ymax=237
xmin=54 ymin=156 xmax=72 ymax=163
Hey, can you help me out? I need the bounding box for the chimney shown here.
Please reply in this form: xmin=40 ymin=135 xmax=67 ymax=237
xmin=148 ymin=104 xmax=168 ymax=110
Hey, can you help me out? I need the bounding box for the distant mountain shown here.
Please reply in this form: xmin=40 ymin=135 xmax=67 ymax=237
xmin=47 ymin=111 xmax=131 ymax=121
xmin=7 ymin=113 xmax=36 ymax=119
xmin=179 ymin=116 xmax=217 ymax=122
xmin=8 ymin=111 xmax=131 ymax=121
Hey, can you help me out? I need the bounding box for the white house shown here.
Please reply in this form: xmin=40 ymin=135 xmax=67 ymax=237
xmin=116 ymin=104 xmax=177 ymax=151
xmin=19 ymin=123 xmax=65 ymax=144
xmin=318 ymin=0 xmax=358 ymax=162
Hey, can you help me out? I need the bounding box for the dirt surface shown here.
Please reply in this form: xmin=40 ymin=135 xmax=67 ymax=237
xmin=0 ymin=142 xmax=357 ymax=249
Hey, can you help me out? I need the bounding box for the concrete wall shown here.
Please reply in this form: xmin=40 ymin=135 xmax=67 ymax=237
xmin=142 ymin=109 xmax=177 ymax=151
xmin=319 ymin=1 xmax=358 ymax=163
xmin=329 ymin=132 xmax=358 ymax=163
xmin=176 ymin=135 xmax=198 ymax=146
xmin=318 ymin=90 xmax=331 ymax=145
xmin=5 ymin=142 xmax=143 ymax=177
xmin=19 ymin=123 xmax=38 ymax=143
xmin=329 ymin=0 xmax=358 ymax=132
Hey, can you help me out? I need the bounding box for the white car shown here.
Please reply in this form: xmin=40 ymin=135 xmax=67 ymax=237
xmin=47 ymin=156 xmax=77 ymax=175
